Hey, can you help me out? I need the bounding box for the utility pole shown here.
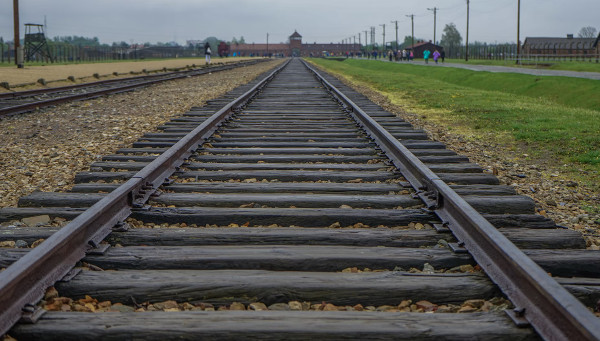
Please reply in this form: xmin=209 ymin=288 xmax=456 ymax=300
xmin=380 ymin=24 xmax=385 ymax=56
xmin=466 ymin=0 xmax=470 ymax=61
xmin=266 ymin=33 xmax=269 ymax=56
xmin=406 ymin=15 xmax=414 ymax=50
xmin=370 ymin=27 xmax=375 ymax=46
xmin=391 ymin=20 xmax=399 ymax=53
xmin=427 ymin=7 xmax=438 ymax=44
xmin=13 ymin=0 xmax=23 ymax=67
xmin=364 ymin=30 xmax=368 ymax=55
xmin=516 ymin=0 xmax=521 ymax=64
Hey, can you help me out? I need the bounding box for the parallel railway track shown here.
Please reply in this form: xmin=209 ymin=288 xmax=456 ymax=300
xmin=0 ymin=59 xmax=266 ymax=117
xmin=0 ymin=58 xmax=599 ymax=340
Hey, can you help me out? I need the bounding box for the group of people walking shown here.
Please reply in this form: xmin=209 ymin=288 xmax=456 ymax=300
xmin=383 ymin=49 xmax=445 ymax=64
xmin=391 ymin=49 xmax=414 ymax=61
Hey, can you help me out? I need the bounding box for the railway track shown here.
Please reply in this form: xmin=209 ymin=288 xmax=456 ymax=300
xmin=0 ymin=58 xmax=599 ymax=340
xmin=0 ymin=59 xmax=266 ymax=117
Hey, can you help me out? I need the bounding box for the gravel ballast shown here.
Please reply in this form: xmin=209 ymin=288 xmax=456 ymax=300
xmin=0 ymin=59 xmax=284 ymax=208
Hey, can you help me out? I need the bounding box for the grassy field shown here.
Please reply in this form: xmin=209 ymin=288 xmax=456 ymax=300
xmin=444 ymin=59 xmax=600 ymax=73
xmin=309 ymin=58 xmax=600 ymax=189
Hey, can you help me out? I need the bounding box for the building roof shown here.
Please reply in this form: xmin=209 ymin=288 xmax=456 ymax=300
xmin=230 ymin=43 xmax=288 ymax=51
xmin=290 ymin=30 xmax=302 ymax=39
xmin=406 ymin=41 xmax=443 ymax=50
xmin=523 ymin=36 xmax=597 ymax=49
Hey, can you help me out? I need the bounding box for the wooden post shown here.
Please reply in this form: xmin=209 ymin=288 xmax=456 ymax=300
xmin=516 ymin=0 xmax=521 ymax=64
xmin=465 ymin=0 xmax=469 ymax=61
xmin=13 ymin=0 xmax=23 ymax=67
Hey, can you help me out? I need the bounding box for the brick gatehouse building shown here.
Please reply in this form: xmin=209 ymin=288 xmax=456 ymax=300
xmin=230 ymin=31 xmax=361 ymax=57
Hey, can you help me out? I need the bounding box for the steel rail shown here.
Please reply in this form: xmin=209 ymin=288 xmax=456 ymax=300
xmin=0 ymin=59 xmax=266 ymax=117
xmin=302 ymin=59 xmax=600 ymax=341
xmin=0 ymin=58 xmax=290 ymax=336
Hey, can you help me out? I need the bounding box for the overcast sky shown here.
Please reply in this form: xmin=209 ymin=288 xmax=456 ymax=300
xmin=1 ymin=0 xmax=598 ymax=45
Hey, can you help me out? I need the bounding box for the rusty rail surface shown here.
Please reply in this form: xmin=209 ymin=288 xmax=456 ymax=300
xmin=0 ymin=59 xmax=268 ymax=117
xmin=302 ymin=59 xmax=600 ymax=341
xmin=0 ymin=59 xmax=290 ymax=336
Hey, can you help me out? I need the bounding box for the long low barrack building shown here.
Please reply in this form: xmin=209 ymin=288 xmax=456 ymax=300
xmin=230 ymin=31 xmax=362 ymax=57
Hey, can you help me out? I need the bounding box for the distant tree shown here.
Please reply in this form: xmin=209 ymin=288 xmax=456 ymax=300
xmin=578 ymin=26 xmax=598 ymax=38
xmin=231 ymin=37 xmax=238 ymax=45
xmin=52 ymin=36 xmax=103 ymax=47
xmin=440 ymin=23 xmax=462 ymax=51
xmin=238 ymin=36 xmax=246 ymax=44
xmin=401 ymin=35 xmax=425 ymax=48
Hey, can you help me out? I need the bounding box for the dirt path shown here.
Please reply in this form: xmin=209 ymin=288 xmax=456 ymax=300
xmin=0 ymin=57 xmax=259 ymax=90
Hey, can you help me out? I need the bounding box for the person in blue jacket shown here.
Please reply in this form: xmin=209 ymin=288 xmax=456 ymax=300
xmin=423 ymin=49 xmax=431 ymax=64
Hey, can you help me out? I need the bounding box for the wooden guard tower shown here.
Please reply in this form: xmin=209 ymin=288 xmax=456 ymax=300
xmin=24 ymin=23 xmax=53 ymax=62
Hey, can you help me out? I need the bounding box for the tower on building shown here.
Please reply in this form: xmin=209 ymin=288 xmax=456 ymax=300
xmin=289 ymin=30 xmax=302 ymax=56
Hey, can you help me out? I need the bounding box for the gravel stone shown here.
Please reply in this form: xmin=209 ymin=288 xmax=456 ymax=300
xmin=110 ymin=304 xmax=135 ymax=313
xmin=268 ymin=303 xmax=291 ymax=311
xmin=229 ymin=302 xmax=246 ymax=311
xmin=249 ymin=302 xmax=268 ymax=311
xmin=14 ymin=240 xmax=28 ymax=248
xmin=288 ymin=301 xmax=303 ymax=311
xmin=422 ymin=263 xmax=435 ymax=274
xmin=21 ymin=215 xmax=51 ymax=226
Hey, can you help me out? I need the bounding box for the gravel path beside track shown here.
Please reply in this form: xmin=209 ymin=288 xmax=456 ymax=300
xmin=0 ymin=59 xmax=283 ymax=208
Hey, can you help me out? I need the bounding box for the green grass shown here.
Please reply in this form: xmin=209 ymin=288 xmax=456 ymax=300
xmin=309 ymin=58 xmax=600 ymax=185
xmin=445 ymin=58 xmax=600 ymax=73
